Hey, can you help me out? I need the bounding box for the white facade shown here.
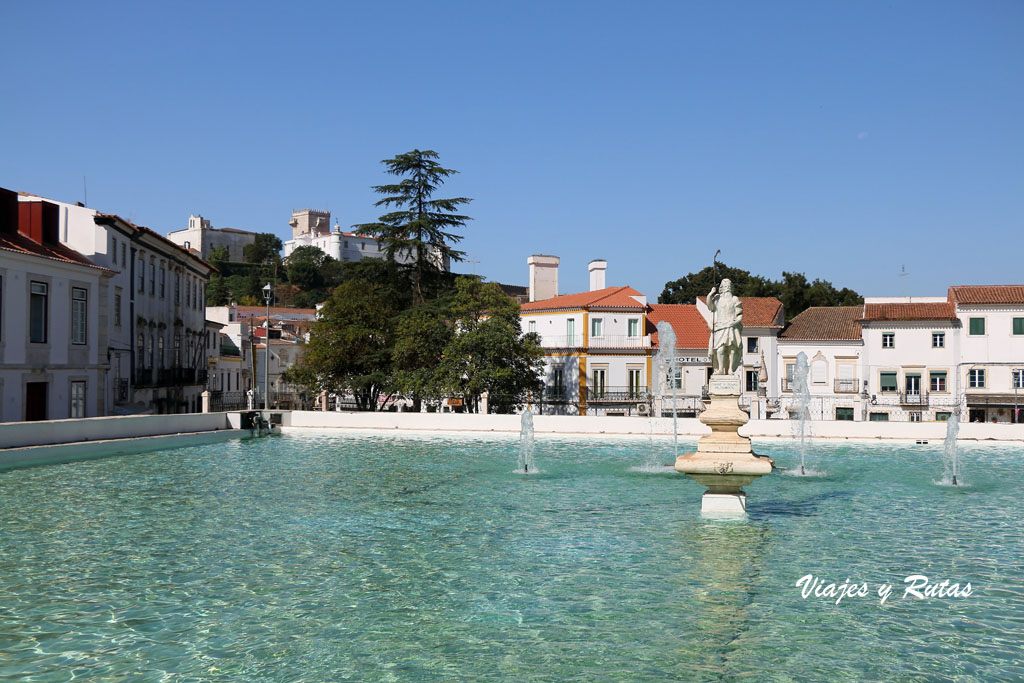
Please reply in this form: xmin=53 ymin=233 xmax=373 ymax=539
xmin=952 ymin=292 xmax=1024 ymax=423
xmin=0 ymin=192 xmax=114 ymax=421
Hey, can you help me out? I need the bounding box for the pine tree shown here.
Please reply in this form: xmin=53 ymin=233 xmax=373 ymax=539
xmin=354 ymin=150 xmax=471 ymax=303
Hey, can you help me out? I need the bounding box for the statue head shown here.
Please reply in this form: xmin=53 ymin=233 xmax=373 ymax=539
xmin=720 ymin=278 xmax=733 ymax=293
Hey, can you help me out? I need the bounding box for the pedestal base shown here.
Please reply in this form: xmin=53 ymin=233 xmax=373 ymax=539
xmin=701 ymin=491 xmax=747 ymax=518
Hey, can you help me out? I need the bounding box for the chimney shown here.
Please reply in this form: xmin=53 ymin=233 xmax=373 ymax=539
xmin=17 ymin=200 xmax=60 ymax=245
xmin=0 ymin=187 xmax=17 ymax=236
xmin=527 ymin=254 xmax=559 ymax=302
xmin=588 ymin=259 xmax=607 ymax=291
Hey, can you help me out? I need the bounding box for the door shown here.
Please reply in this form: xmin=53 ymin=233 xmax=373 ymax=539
xmin=592 ymin=369 xmax=606 ymax=398
xmin=628 ymin=369 xmax=642 ymax=397
xmin=26 ymin=382 xmax=47 ymax=421
xmin=905 ymin=374 xmax=921 ymax=397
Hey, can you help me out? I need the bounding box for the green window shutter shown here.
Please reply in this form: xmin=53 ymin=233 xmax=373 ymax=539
xmin=880 ymin=372 xmax=897 ymax=391
xmin=969 ymin=318 xmax=985 ymax=335
xmin=1013 ymin=318 xmax=1024 ymax=335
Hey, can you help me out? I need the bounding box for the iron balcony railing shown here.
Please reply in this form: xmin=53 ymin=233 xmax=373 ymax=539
xmin=834 ymin=378 xmax=859 ymax=393
xmin=537 ymin=334 xmax=651 ymax=349
xmin=587 ymin=385 xmax=652 ymax=402
xmin=899 ymin=391 xmax=929 ymax=406
xmin=210 ymin=390 xmax=247 ymax=412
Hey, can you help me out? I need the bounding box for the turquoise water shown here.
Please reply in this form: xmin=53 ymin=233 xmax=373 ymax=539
xmin=1 ymin=433 xmax=1022 ymax=681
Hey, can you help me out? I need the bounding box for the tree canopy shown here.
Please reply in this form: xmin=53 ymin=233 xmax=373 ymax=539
xmin=243 ymin=233 xmax=283 ymax=264
xmin=659 ymin=262 xmax=863 ymax=320
xmin=353 ymin=149 xmax=471 ymax=303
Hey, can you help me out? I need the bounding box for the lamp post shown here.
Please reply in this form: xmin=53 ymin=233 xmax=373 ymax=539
xmin=262 ymin=283 xmax=272 ymax=413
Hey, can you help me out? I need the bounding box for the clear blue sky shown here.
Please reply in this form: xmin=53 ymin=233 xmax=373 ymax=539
xmin=3 ymin=1 xmax=1021 ymax=298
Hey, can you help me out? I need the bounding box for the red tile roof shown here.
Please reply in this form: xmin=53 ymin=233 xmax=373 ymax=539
xmin=648 ymin=304 xmax=709 ymax=348
xmin=860 ymin=302 xmax=957 ymax=322
xmin=520 ymin=286 xmax=648 ymax=312
xmin=0 ymin=231 xmax=113 ymax=273
xmin=948 ymin=285 xmax=1024 ymax=305
xmin=780 ymin=306 xmax=864 ymax=341
xmin=698 ymin=296 xmax=784 ymax=327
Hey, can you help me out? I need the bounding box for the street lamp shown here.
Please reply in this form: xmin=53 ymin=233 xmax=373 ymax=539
xmin=262 ymin=283 xmax=273 ymax=413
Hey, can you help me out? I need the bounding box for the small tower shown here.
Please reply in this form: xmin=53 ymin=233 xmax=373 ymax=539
xmin=288 ymin=209 xmax=331 ymax=240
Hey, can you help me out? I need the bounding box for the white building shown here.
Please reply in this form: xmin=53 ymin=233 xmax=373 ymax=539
xmin=648 ymin=304 xmax=711 ymax=417
xmin=520 ymin=258 xmax=652 ymax=416
xmin=167 ymin=214 xmax=258 ymax=262
xmin=282 ymin=208 xmax=449 ymax=270
xmin=10 ymin=190 xmax=215 ymax=416
xmin=948 ymin=285 xmax=1024 ymax=423
xmin=0 ymin=189 xmax=114 ymax=421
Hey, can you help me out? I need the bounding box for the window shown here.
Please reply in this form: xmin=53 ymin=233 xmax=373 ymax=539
xmin=174 ymin=335 xmax=180 ymax=367
xmin=114 ymin=290 xmax=122 ymax=327
xmin=175 ymin=273 xmax=180 ymax=304
xmin=929 ymin=371 xmax=947 ymax=392
xmin=869 ymin=412 xmax=889 ymax=422
xmin=909 ymin=411 xmax=922 ymax=422
xmin=591 ymin=318 xmax=603 ymax=337
xmin=137 ymin=255 xmax=145 ymax=292
xmin=71 ymin=287 xmax=87 ymax=344
xmin=146 ymin=333 xmax=153 ymax=368
xmin=968 ymin=369 xmax=985 ymax=388
xmin=592 ymin=368 xmax=607 ymax=396
xmin=627 ymin=319 xmax=639 ymax=337
xmin=121 ymin=242 xmax=127 ymax=266
xmin=149 ymin=257 xmax=155 ymax=294
xmin=1014 ymin=318 xmax=1024 ymax=335
xmin=528 ymin=320 xmax=536 ymax=334
xmin=882 ymin=332 xmax=894 ymax=348
xmin=747 ymin=337 xmax=758 ymax=353
xmin=1013 ymin=370 xmax=1024 ymax=390
xmin=566 ymin=318 xmax=575 ymax=342
xmin=812 ymin=360 xmax=826 ymax=385
xmin=70 ymin=381 xmax=86 ymax=418
xmin=136 ymin=333 xmax=144 ymax=370
xmin=628 ymin=368 xmax=642 ymax=395
xmin=666 ymin=366 xmax=682 ymax=390
xmin=30 ymin=282 xmax=48 ymax=343
xmin=158 ymin=336 xmax=165 ymax=369
xmin=969 ymin=317 xmax=985 ymax=335
xmin=784 ymin=362 xmax=795 ymax=391
xmin=160 ymin=266 xmax=166 ymax=298
xmin=745 ymin=370 xmax=759 ymax=392
xmin=935 ymin=412 xmax=951 ymax=422
xmin=880 ymin=372 xmax=898 ymax=393
xmin=932 ymin=332 xmax=945 ymax=348
xmin=836 ymin=407 xmax=854 ymax=421
xmin=551 ymin=366 xmax=564 ymax=393
xmin=360 ymin=242 xmax=365 ymax=251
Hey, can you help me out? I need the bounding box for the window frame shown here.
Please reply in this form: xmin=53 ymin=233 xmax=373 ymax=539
xmin=70 ymin=380 xmax=86 ymax=418
xmin=627 ymin=318 xmax=639 ymax=338
xmin=968 ymin=317 xmax=985 ymax=336
xmin=1012 ymin=369 xmax=1024 ymax=390
xmin=932 ymin=332 xmax=945 ymax=348
xmin=1013 ymin=318 xmax=1024 ymax=336
xmin=71 ymin=287 xmax=88 ymax=345
xmin=835 ymin=407 xmax=854 ymax=421
xmin=968 ymin=368 xmax=986 ymax=388
xmin=879 ymin=371 xmax=898 ymax=393
xmin=881 ymin=332 xmax=895 ymax=349
xmin=746 ymin=336 xmax=758 ymax=353
xmin=929 ymin=371 xmax=947 ymax=393
xmin=591 ymin=317 xmax=603 ymax=338
xmin=29 ymin=281 xmax=48 ymax=344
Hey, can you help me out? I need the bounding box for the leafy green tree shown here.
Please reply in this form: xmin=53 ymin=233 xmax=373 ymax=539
xmin=293 ymin=280 xmax=397 ymax=410
xmin=206 ymin=274 xmax=230 ymax=306
xmin=285 ymin=245 xmax=334 ymax=291
xmin=353 ymin=149 xmax=472 ymax=303
xmin=243 ymin=233 xmax=283 ymax=264
xmin=659 ymin=261 xmax=862 ymax=320
xmin=435 ymin=277 xmax=544 ymax=413
xmin=208 ymin=245 xmax=230 ymax=267
xmin=392 ymin=304 xmax=453 ymax=411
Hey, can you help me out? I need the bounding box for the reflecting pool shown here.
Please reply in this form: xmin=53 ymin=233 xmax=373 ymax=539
xmin=1 ymin=433 xmax=1021 ymax=680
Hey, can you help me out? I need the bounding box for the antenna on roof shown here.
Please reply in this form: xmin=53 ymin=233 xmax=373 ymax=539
xmin=898 ymin=264 xmax=909 ymax=298
xmin=82 ymin=176 xmax=88 ymax=207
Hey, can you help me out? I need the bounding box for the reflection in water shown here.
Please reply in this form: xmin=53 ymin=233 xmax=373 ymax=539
xmin=677 ymin=521 xmax=772 ymax=677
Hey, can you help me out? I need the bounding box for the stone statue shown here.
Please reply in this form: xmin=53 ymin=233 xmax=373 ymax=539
xmin=707 ymin=278 xmax=743 ymax=375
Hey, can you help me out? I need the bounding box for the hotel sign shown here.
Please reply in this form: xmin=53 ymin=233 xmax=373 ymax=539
xmin=676 ymin=356 xmax=709 ymax=364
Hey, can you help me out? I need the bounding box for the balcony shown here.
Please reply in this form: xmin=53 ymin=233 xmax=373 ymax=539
xmin=834 ymin=378 xmax=859 ymax=394
xmin=899 ymin=391 xmax=929 ymax=406
xmin=537 ymin=334 xmax=651 ymax=350
xmin=587 ymin=386 xmax=652 ymax=403
xmin=542 ymin=386 xmax=571 ymax=402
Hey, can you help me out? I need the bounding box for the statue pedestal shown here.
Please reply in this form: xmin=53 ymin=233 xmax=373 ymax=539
xmin=675 ymin=375 xmax=773 ymax=517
